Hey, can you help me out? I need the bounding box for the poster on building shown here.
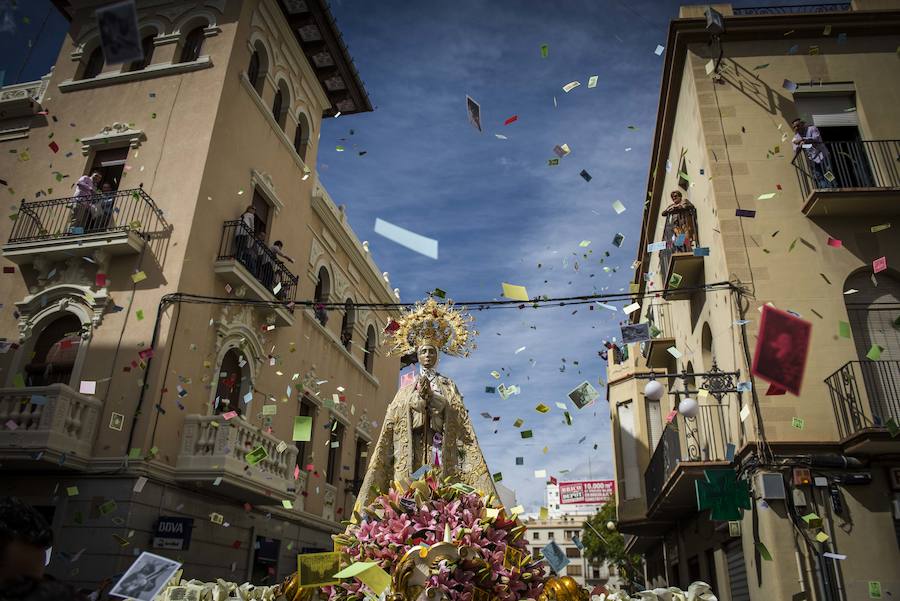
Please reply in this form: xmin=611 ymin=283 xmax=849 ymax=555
xmin=558 ymin=480 xmax=615 ymax=505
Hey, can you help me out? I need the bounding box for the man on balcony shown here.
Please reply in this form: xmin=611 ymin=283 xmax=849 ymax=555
xmin=661 ymin=190 xmax=696 ymax=252
xmin=792 ymin=118 xmax=834 ymax=189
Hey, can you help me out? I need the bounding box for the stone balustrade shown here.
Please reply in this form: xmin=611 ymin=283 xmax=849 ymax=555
xmin=0 ymin=384 xmax=101 ymax=466
xmin=176 ymin=414 xmax=299 ymax=502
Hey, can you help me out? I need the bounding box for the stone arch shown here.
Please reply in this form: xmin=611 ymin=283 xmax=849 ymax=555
xmin=6 ymin=288 xmax=101 ymax=388
xmin=209 ymin=320 xmax=264 ymax=415
xmin=172 ymin=9 xmax=218 ymax=35
xmin=136 ymin=19 xmax=166 ymax=39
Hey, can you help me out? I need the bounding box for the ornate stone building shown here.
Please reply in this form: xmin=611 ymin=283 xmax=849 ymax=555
xmin=0 ymin=0 xmax=400 ymax=588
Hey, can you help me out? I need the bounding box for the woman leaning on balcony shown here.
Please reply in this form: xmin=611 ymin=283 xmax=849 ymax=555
xmin=70 ymin=171 xmax=102 ymax=233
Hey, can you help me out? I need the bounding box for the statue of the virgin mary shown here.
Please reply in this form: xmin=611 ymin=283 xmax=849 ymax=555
xmin=356 ymin=298 xmax=497 ymax=509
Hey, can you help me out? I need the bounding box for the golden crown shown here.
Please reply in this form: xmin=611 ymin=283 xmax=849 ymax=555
xmin=389 ymin=298 xmax=477 ymax=358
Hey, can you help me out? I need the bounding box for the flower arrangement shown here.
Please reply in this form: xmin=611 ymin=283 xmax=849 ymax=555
xmin=328 ymin=476 xmax=545 ymax=601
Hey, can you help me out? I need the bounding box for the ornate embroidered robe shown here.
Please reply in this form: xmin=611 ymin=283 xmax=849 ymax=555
xmin=357 ymin=371 xmax=497 ymax=508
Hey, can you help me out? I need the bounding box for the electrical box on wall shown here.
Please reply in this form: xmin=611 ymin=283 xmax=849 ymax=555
xmin=754 ymin=472 xmax=787 ymax=500
xmin=793 ymin=468 xmax=812 ymax=486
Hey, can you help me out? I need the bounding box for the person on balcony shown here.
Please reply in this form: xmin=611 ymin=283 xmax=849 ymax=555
xmin=70 ymin=171 xmax=102 ymax=233
xmin=95 ymin=182 xmax=116 ymax=231
xmin=269 ymin=240 xmax=294 ymax=298
xmin=661 ymin=190 xmax=697 ymax=252
xmin=791 ymin=118 xmax=834 ymax=189
xmin=252 ymin=229 xmax=271 ymax=285
xmin=235 ymin=206 xmax=255 ymax=268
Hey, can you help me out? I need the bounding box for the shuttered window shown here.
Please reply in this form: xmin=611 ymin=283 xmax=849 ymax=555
xmin=647 ymin=399 xmax=662 ymax=453
xmin=725 ymin=540 xmax=750 ymax=601
xmin=618 ymin=401 xmax=641 ymax=500
xmin=794 ymin=91 xmax=858 ymax=127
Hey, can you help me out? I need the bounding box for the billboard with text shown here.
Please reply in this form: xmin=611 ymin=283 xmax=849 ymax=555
xmin=558 ymin=480 xmax=615 ymax=505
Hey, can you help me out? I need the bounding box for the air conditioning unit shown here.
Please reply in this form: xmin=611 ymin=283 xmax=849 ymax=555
xmin=754 ymin=472 xmax=786 ymax=500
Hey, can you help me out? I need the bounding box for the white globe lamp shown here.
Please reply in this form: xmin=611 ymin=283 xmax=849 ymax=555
xmin=644 ymin=379 xmax=665 ymax=401
xmin=679 ymin=397 xmax=699 ymax=418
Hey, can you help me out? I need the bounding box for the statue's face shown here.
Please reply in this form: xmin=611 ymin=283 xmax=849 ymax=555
xmin=417 ymin=345 xmax=438 ymax=368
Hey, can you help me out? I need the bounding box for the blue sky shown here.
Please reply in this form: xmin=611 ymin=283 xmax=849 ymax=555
xmin=1 ymin=0 xmax=802 ymax=513
xmin=317 ymin=0 xmax=675 ymax=512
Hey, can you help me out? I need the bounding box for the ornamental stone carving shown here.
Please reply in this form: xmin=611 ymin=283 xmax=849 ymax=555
xmin=80 ymin=123 xmax=146 ymax=155
xmin=14 ymin=285 xmax=110 ymax=342
xmin=333 ymin=269 xmax=350 ymax=303
xmin=309 ymin=238 xmax=325 ymax=267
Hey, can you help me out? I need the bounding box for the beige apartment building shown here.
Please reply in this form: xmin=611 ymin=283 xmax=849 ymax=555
xmin=606 ymin=2 xmax=900 ymax=601
xmin=0 ymin=0 xmax=401 ymax=589
xmin=523 ymin=514 xmax=622 ymax=591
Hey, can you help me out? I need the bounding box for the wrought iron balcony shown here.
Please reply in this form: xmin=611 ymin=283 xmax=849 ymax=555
xmin=793 ymin=140 xmax=900 ymax=217
xmin=644 ymin=424 xmax=680 ymax=509
xmin=826 ymin=360 xmax=900 ymax=441
xmin=0 ymin=384 xmax=102 ymax=469
xmin=3 ymin=188 xmax=166 ymax=264
xmin=214 ymin=220 xmax=299 ymax=326
xmin=175 ymin=414 xmax=300 ymax=504
xmin=733 ymin=3 xmax=850 ymax=15
xmin=658 ymin=208 xmax=704 ymax=301
xmin=643 ymin=403 xmax=731 ymax=511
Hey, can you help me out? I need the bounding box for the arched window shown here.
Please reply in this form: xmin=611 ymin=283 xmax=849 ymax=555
xmin=81 ymin=46 xmax=105 ymax=79
xmin=180 ymin=26 xmax=205 ymax=63
xmin=340 ymin=299 xmax=355 ymax=350
xmin=247 ymin=41 xmax=268 ymax=94
xmin=272 ymin=80 xmax=290 ymax=129
xmin=682 ymin=361 xmax=696 ymax=398
xmin=128 ymin=33 xmax=156 ymax=71
xmin=247 ymin=51 xmax=261 ymax=92
xmin=293 ymin=112 xmax=310 ymax=161
xmin=700 ymin=323 xmax=713 ymax=371
xmin=215 ymin=348 xmax=251 ymax=415
xmin=364 ymin=325 xmax=376 ymax=373
xmin=272 ymin=89 xmax=283 ymax=125
xmin=313 ymin=266 xmax=330 ymax=325
xmin=25 ymin=314 xmax=82 ymax=386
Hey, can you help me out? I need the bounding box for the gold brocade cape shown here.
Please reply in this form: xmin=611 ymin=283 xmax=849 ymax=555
xmin=357 ymin=373 xmax=497 ymax=509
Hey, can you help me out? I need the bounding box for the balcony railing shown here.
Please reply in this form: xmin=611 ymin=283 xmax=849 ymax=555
xmin=792 ymin=140 xmax=900 ymax=198
xmin=644 ymin=403 xmax=730 ymax=509
xmin=7 ymin=188 xmax=165 ymax=244
xmin=176 ymin=414 xmax=299 ymax=501
xmin=733 ymin=3 xmax=850 ymax=15
xmin=645 ymin=424 xmax=680 ymax=509
xmin=0 ymin=384 xmax=102 ymax=465
xmin=217 ymin=220 xmax=298 ymax=302
xmin=826 ymin=360 xmax=900 ymax=439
